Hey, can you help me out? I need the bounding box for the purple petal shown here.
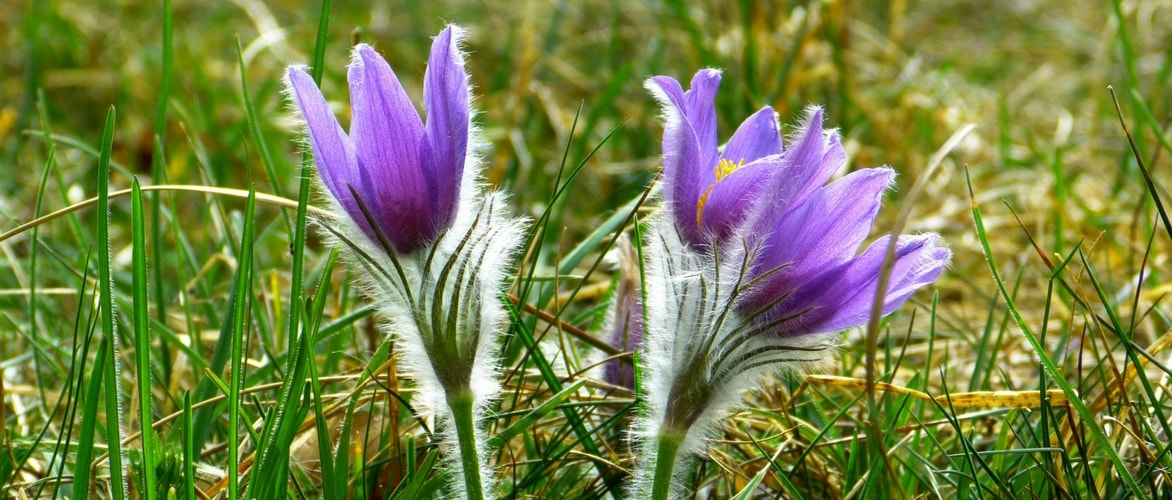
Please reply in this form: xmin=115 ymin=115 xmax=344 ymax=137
xmin=286 ymin=66 xmax=363 ymax=228
xmin=749 ymin=168 xmax=894 ymax=294
xmin=695 ymin=159 xmax=775 ymax=242
xmin=808 ymin=234 xmax=950 ymax=332
xmin=883 ymin=237 xmax=952 ymax=301
xmin=682 ymin=70 xmax=722 ymax=170
xmin=693 ymin=107 xmax=784 ymax=242
xmin=721 ymin=107 xmax=782 ymax=165
xmin=603 ymin=298 xmax=642 ymax=389
xmin=745 ymin=110 xmax=849 ymax=237
xmin=349 ymin=44 xmax=432 ymax=252
xmin=603 ymin=238 xmax=644 ymax=389
xmin=422 ymin=26 xmax=469 ymax=232
xmin=777 ymin=108 xmax=840 ymax=209
xmin=648 ymin=75 xmax=707 ymax=246
xmin=647 ymin=76 xmax=688 ymax=120
xmin=647 ymin=70 xmax=725 ymax=247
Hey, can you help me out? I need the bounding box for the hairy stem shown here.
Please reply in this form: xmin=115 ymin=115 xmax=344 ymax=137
xmin=448 ymin=389 xmax=485 ymax=500
xmin=649 ymin=426 xmax=687 ymax=500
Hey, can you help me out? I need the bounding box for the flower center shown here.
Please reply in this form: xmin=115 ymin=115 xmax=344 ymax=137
xmin=695 ymin=158 xmax=745 ymax=229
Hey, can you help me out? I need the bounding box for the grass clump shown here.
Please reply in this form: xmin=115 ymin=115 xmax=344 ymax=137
xmin=2 ymin=1 xmax=1172 ymax=498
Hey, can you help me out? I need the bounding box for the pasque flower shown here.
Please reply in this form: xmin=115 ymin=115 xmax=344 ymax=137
xmin=288 ymin=29 xmax=469 ymax=253
xmin=634 ymin=69 xmax=951 ymax=498
xmin=287 ymin=26 xmax=523 ymax=500
xmin=601 ymin=237 xmax=643 ymax=390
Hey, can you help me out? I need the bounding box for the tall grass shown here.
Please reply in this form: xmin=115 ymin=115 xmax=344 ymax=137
xmin=2 ymin=0 xmax=1171 ymax=497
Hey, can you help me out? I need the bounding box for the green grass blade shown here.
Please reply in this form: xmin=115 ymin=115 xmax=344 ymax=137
xmin=151 ymin=0 xmax=173 ymax=344
xmin=309 ymin=0 xmax=332 ymax=83
xmin=46 ymin=259 xmax=97 ymax=499
xmin=235 ymin=37 xmax=288 ymax=227
xmin=182 ymin=391 xmax=195 ymax=500
xmin=28 ymin=131 xmax=134 ymax=178
xmin=26 ymin=145 xmax=56 ymax=412
xmin=241 ymin=3 xmax=333 ymax=495
xmin=130 ymin=178 xmax=159 ymax=499
xmin=533 ymin=120 xmax=629 ymax=309
xmin=1077 ymin=249 xmax=1172 ymax=452
xmin=153 ymin=0 xmax=172 ymax=136
xmin=489 ymin=379 xmax=587 ymax=450
xmin=392 ymin=441 xmax=443 ymax=499
xmin=1128 ymin=88 xmax=1172 ymax=159
xmin=730 ymin=434 xmax=794 ymax=500
xmin=332 ymin=389 xmax=360 ymax=497
xmin=35 ymin=90 xmax=86 ymax=245
xmin=96 ymin=105 xmax=128 ymax=500
xmin=555 ymin=183 xmax=648 ymax=290
xmin=190 ymin=271 xmax=245 ymax=453
xmin=1110 ymin=0 xmax=1139 ymax=97
xmin=147 ymin=317 xmax=209 ymax=373
xmin=227 ymin=185 xmax=257 ymax=499
xmin=503 ymin=301 xmax=618 ymax=494
xmin=249 ymin=321 xmax=312 ymax=498
xmin=252 ymin=0 xmax=333 ymax=489
xmin=307 ymin=249 xmax=340 ymax=498
xmin=74 ymin=327 xmax=108 ymax=500
xmin=966 ymin=169 xmax=1146 ymax=499
xmin=36 ymin=252 xmax=92 ymax=499
xmin=1111 ymin=88 xmax=1172 ymax=244
xmin=315 ymin=303 xmax=375 ymax=343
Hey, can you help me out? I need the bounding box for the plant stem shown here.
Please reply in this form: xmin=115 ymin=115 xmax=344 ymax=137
xmin=448 ymin=390 xmax=485 ymax=500
xmin=650 ymin=426 xmax=686 ymax=500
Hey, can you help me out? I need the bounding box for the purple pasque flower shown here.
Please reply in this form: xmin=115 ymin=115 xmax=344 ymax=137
xmin=634 ymin=70 xmax=950 ymax=498
xmin=286 ymin=27 xmax=526 ymax=499
xmin=287 ymin=26 xmax=468 ymax=253
xmin=646 ymin=70 xmax=950 ymax=340
xmin=602 ymin=237 xmax=644 ymax=390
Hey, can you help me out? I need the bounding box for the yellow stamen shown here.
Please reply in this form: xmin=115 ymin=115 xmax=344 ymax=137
xmin=714 ymin=158 xmax=744 ymax=181
xmin=696 ymin=158 xmax=745 ymax=229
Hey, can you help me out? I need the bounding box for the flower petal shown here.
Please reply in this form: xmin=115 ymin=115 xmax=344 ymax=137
xmin=603 ymin=237 xmax=644 ymax=389
xmin=647 ymin=75 xmax=706 ymax=246
xmin=745 ymin=110 xmax=848 ymax=237
xmin=604 ymin=295 xmax=642 ymax=389
xmin=750 ymin=167 xmax=893 ymax=284
xmin=807 ymin=234 xmax=950 ymax=333
xmin=647 ymin=76 xmax=688 ymax=119
xmin=777 ymin=108 xmax=841 ymax=210
xmin=349 ymin=44 xmax=432 ymax=251
xmin=422 ymin=26 xmax=469 ymax=232
xmin=286 ymin=66 xmax=362 ymax=228
xmin=721 ymin=107 xmax=782 ymax=165
xmin=696 ymin=158 xmax=775 ymax=242
xmin=682 ymin=70 xmax=722 ymax=170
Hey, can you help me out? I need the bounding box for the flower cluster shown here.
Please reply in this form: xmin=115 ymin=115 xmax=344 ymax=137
xmin=631 ymin=70 xmax=951 ymax=498
xmin=287 ymin=26 xmax=949 ymax=500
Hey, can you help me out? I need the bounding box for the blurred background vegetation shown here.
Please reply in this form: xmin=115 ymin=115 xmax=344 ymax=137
xmin=5 ymin=0 xmax=1171 ymax=276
